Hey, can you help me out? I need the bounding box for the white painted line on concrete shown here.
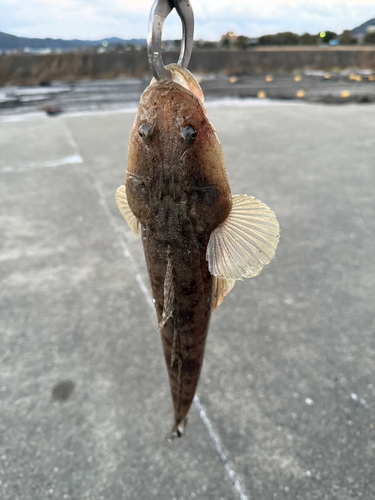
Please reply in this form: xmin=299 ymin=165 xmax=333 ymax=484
xmin=97 ymin=196 xmax=155 ymax=313
xmin=61 ymin=119 xmax=155 ymax=314
xmin=62 ymin=118 xmax=250 ymax=500
xmin=0 ymin=112 xmax=47 ymax=123
xmin=1 ymin=154 xmax=83 ymax=173
xmin=194 ymin=395 xmax=250 ymax=500
xmin=0 ymin=106 xmax=138 ymax=124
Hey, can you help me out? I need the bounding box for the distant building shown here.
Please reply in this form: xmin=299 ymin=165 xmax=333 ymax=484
xmin=221 ymin=31 xmax=238 ymax=43
xmin=220 ymin=32 xmax=258 ymax=48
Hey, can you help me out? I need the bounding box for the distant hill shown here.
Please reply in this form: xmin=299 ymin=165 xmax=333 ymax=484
xmin=352 ymin=17 xmax=375 ymax=35
xmin=0 ymin=31 xmax=146 ymax=51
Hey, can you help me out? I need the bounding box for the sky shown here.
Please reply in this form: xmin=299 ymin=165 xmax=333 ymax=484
xmin=1 ymin=0 xmax=374 ymax=41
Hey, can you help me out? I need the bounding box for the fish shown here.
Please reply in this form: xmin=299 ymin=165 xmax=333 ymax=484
xmin=116 ymin=64 xmax=280 ymax=438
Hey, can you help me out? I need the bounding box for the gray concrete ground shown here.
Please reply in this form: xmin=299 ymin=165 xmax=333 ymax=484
xmin=1 ymin=101 xmax=375 ymax=500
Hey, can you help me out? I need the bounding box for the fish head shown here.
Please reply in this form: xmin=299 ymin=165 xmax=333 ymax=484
xmin=126 ymin=66 xmax=232 ymax=236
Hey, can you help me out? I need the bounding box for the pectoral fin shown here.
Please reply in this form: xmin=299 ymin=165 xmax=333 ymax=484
xmin=207 ymin=195 xmax=280 ymax=280
xmin=212 ymin=277 xmax=235 ymax=313
xmin=115 ymin=185 xmax=139 ymax=237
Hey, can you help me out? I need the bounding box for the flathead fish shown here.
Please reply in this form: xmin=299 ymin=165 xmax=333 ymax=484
xmin=116 ymin=64 xmax=280 ymax=438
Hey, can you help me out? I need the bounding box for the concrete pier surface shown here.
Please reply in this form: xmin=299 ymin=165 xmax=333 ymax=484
xmin=1 ymin=101 xmax=375 ymax=500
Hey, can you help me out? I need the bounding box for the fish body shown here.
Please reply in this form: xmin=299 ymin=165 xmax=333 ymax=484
xmin=117 ymin=65 xmax=280 ymax=437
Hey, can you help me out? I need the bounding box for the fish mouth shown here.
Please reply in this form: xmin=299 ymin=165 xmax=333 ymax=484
xmin=149 ymin=64 xmax=205 ymax=103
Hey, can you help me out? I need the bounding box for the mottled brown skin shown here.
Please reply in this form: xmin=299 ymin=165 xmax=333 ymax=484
xmin=126 ymin=79 xmax=232 ymax=435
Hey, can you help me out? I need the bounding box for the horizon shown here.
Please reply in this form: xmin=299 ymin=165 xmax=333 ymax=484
xmin=0 ymin=1 xmax=374 ymax=42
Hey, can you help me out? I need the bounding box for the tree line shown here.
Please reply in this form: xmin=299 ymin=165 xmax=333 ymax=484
xmin=194 ymin=30 xmax=375 ymax=50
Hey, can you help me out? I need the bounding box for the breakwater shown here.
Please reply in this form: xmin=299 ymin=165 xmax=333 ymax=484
xmin=1 ymin=46 xmax=375 ymax=86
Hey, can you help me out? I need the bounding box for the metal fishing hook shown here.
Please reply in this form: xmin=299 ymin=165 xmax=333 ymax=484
xmin=147 ymin=0 xmax=194 ymax=80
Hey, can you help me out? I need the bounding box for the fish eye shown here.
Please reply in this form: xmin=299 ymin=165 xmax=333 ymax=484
xmin=139 ymin=122 xmax=153 ymax=139
xmin=181 ymin=125 xmax=197 ymax=144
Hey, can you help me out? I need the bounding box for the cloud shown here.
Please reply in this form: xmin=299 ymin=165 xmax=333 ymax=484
xmin=0 ymin=0 xmax=150 ymax=39
xmin=193 ymin=2 xmax=375 ymax=38
xmin=0 ymin=0 xmax=374 ymax=40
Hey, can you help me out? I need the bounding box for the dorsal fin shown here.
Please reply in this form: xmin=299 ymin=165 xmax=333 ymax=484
xmin=207 ymin=194 xmax=280 ymax=280
xmin=115 ymin=185 xmax=139 ymax=237
xmin=157 ymin=254 xmax=174 ymax=333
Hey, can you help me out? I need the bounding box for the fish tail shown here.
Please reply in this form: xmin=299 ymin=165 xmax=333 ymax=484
xmin=170 ymin=326 xmax=178 ymax=367
xmin=158 ymin=254 xmax=188 ymax=434
xmin=161 ymin=320 xmax=196 ymax=437
xmin=169 ymin=321 xmax=183 ymax=418
xmin=165 ymin=416 xmax=188 ymax=440
xmin=158 ymin=249 xmax=211 ymax=438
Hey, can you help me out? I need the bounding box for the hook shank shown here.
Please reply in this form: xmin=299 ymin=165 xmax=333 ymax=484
xmin=147 ymin=0 xmax=194 ymax=80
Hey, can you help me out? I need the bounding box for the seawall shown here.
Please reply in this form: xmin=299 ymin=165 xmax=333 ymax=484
xmin=1 ymin=46 xmax=375 ymax=86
